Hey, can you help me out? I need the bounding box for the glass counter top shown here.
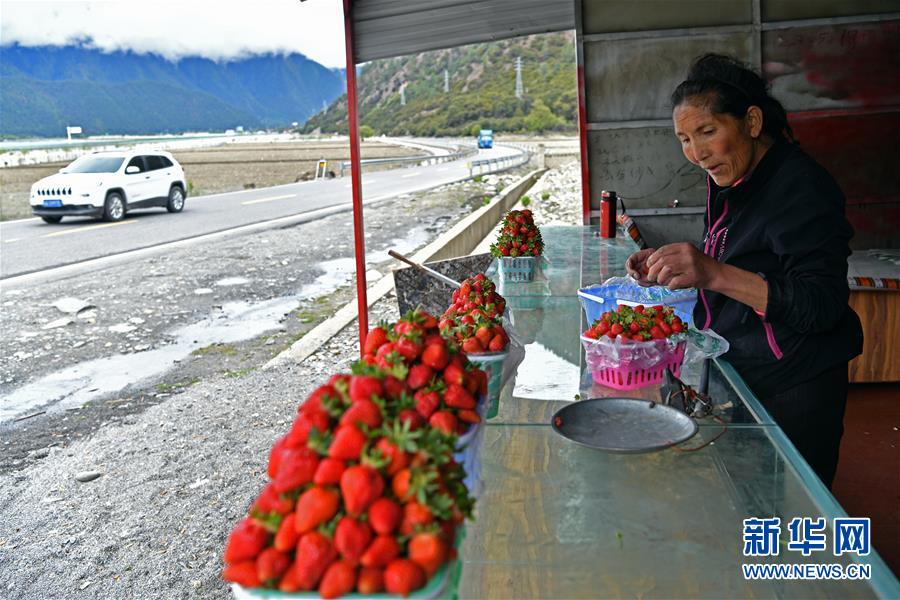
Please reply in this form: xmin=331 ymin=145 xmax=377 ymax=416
xmin=460 ymin=226 xmax=899 ymax=598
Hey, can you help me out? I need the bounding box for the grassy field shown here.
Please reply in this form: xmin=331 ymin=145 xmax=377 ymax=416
xmin=0 ymin=140 xmax=417 ymax=221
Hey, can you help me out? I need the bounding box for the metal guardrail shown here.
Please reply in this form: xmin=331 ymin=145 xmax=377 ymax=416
xmin=339 ymin=146 xmax=477 ymax=177
xmin=467 ymin=146 xmax=532 ymax=177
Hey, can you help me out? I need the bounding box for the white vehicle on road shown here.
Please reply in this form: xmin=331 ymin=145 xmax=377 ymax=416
xmin=30 ymin=151 xmax=187 ymax=224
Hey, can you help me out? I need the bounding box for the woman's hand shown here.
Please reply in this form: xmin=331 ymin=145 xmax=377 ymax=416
xmin=625 ymin=248 xmax=656 ymax=286
xmin=645 ymin=243 xmax=720 ymax=290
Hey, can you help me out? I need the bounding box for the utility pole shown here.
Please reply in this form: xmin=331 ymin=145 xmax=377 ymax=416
xmin=515 ymin=57 xmax=524 ymax=100
xmin=444 ymin=69 xmax=449 ymax=93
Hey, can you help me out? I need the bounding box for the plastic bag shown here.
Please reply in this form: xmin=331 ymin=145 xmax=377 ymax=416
xmin=601 ymin=276 xmax=697 ymax=305
xmin=581 ymin=326 xmax=729 ymax=371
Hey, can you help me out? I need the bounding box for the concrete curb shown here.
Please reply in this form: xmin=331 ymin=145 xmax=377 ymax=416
xmin=265 ymin=167 xmax=547 ymax=369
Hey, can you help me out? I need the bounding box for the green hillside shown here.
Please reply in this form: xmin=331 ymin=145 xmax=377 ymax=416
xmin=304 ymin=32 xmax=577 ymax=136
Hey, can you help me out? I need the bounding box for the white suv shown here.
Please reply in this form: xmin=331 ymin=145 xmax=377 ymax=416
xmin=30 ymin=151 xmax=187 ymax=224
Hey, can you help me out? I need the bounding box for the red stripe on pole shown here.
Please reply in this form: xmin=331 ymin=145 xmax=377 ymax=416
xmin=576 ymin=64 xmax=591 ymax=225
xmin=343 ymin=0 xmax=369 ymax=355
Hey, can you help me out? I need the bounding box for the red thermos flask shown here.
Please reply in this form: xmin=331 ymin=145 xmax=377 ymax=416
xmin=600 ymin=190 xmax=617 ymax=238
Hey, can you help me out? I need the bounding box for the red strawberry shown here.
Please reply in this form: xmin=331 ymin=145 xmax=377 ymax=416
xmin=293 ymin=531 xmax=337 ymax=590
xmin=474 ymin=325 xmax=493 ymax=347
xmin=363 ymin=326 xmax=388 ymax=355
xmin=398 ymin=409 xmax=425 ymax=431
xmin=329 ymin=425 xmax=366 ymax=461
xmin=488 ymin=334 xmax=506 ymax=352
xmin=334 ymin=517 xmax=373 ymax=565
xmin=256 ymin=547 xmax=291 ymax=586
xmin=408 ymin=531 xmax=448 ymax=578
xmin=357 ymin=567 xmax=385 ymax=594
xmin=252 ymin=483 xmax=294 ymax=516
xmin=429 ymin=411 xmax=458 ymax=436
xmin=395 ymin=336 xmax=422 ymax=362
xmin=443 ymin=383 xmax=476 ymax=410
xmin=443 ymin=362 xmax=465 ymax=386
xmin=384 ymin=559 xmax=426 ymax=596
xmin=420 ymin=312 xmax=438 ymax=330
xmin=267 ymin=435 xmax=289 ymax=479
xmin=471 ymin=368 xmax=488 ymax=396
xmin=399 ymin=502 xmax=434 ymax=537
xmin=222 ymin=560 xmax=261 ymax=587
xmin=224 ymin=518 xmax=268 ymax=564
xmin=374 ymin=437 xmax=410 ymax=476
xmin=340 ymin=465 xmax=384 ymax=516
xmin=274 ymin=512 xmax=300 ymax=552
xmin=461 ymin=337 xmax=484 ymax=353
xmin=313 ymin=458 xmax=346 ymax=486
xmin=406 ymin=364 xmax=434 ymax=390
xmin=391 ymin=468 xmax=413 ymax=502
xmin=294 ymin=486 xmax=340 ymax=534
xmin=457 ymin=409 xmax=481 ymax=424
xmin=413 ymin=390 xmax=440 ymax=420
xmin=274 ymin=447 xmax=320 ymax=493
xmin=285 ymin=410 xmax=330 ymax=448
xmin=349 ymin=375 xmax=383 ymax=404
xmin=319 ymin=559 xmax=357 ymax=599
xmin=301 ymin=384 xmax=339 ymax=417
xmin=360 ymin=535 xmax=401 ymax=568
xmin=367 ymin=497 xmax=402 ymax=535
xmin=339 ymin=399 xmax=383 ymax=429
xmin=420 ymin=342 xmax=449 ymax=370
xmin=382 ymin=375 xmax=409 ymax=400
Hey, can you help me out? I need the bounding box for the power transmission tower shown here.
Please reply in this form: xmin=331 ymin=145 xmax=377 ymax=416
xmin=515 ymin=57 xmax=524 ymax=99
xmin=444 ymin=69 xmax=449 ymax=93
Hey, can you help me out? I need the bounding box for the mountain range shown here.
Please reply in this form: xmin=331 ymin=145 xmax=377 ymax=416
xmin=0 ymin=44 xmax=345 ymax=138
xmin=304 ymin=31 xmax=577 ymax=136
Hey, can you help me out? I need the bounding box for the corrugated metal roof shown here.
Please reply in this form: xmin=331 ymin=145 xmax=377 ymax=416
xmin=351 ymin=0 xmax=574 ymax=62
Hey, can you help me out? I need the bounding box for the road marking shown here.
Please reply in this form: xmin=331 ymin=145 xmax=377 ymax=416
xmin=4 ymin=238 xmax=22 ymax=243
xmin=241 ymin=194 xmax=296 ymax=205
xmin=42 ymin=220 xmax=136 ymax=238
xmin=401 ymin=173 xmax=420 ymax=178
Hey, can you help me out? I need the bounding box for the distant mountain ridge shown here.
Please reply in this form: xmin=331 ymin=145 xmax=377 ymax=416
xmin=304 ymin=31 xmax=577 ymax=136
xmin=0 ymin=44 xmax=345 ymax=137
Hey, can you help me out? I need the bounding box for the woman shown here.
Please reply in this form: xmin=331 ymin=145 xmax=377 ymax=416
xmin=626 ymin=54 xmax=863 ymax=488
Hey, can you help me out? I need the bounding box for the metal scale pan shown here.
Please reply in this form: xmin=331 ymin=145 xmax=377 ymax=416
xmin=551 ymin=397 xmax=698 ymax=453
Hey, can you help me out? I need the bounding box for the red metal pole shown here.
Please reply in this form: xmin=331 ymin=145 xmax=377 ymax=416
xmin=343 ymin=0 xmax=369 ymax=355
xmin=576 ymin=64 xmax=591 ymax=226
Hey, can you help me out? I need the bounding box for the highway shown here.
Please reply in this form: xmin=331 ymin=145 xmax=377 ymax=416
xmin=0 ymin=142 xmax=525 ymax=281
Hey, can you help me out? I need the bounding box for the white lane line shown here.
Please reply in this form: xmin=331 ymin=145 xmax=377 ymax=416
xmin=42 ymin=220 xmax=136 ymax=238
xmin=4 ymin=238 xmax=22 ymax=243
xmin=241 ymin=194 xmax=296 ymax=206
xmin=401 ymin=173 xmax=420 ymax=178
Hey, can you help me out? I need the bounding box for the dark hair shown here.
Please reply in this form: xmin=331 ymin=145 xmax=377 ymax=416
xmin=671 ymin=53 xmax=794 ymax=143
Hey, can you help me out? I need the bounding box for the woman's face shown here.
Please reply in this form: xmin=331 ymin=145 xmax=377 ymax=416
xmin=673 ymin=100 xmax=762 ymax=187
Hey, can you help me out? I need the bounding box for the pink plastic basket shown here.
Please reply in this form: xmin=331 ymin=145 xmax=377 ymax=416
xmin=586 ymin=341 xmax=686 ymax=391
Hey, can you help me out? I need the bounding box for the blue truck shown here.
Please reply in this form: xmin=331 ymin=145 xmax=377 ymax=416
xmin=476 ymin=129 xmax=494 ymax=149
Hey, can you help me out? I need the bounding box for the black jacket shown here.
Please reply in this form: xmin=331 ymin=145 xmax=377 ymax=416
xmin=694 ymin=139 xmax=863 ymax=398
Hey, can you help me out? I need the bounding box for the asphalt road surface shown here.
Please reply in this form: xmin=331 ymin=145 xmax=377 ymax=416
xmin=0 ymin=142 xmax=524 ymax=280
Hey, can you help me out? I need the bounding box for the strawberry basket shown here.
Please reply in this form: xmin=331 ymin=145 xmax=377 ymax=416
xmin=581 ymin=304 xmax=688 ymax=391
xmin=497 ymin=256 xmax=539 ymax=283
xmin=582 ymin=336 xmax=686 ymax=390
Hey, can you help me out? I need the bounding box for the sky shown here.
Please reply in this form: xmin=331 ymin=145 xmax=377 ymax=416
xmin=0 ymin=0 xmax=347 ymax=68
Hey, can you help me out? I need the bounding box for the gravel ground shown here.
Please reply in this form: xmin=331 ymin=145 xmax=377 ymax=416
xmin=0 ymin=161 xmax=578 ymax=599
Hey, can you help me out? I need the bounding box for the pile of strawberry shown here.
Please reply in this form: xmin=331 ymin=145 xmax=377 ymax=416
xmin=439 ymin=273 xmax=510 ymax=354
xmin=583 ymin=304 xmax=685 ymax=342
xmin=222 ymin=309 xmax=485 ymax=598
xmin=490 ymin=209 xmax=543 ymax=258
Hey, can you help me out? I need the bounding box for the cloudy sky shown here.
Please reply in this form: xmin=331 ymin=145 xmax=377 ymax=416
xmin=0 ymin=0 xmax=347 ymax=68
